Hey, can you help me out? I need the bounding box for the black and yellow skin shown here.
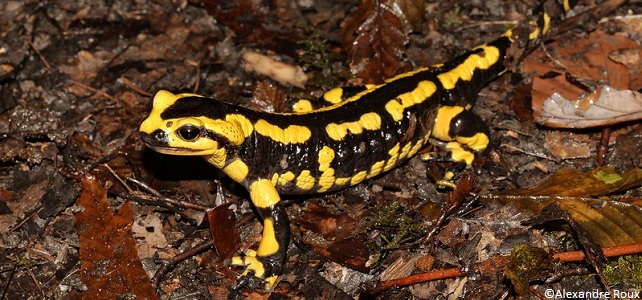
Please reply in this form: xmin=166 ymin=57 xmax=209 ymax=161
xmin=139 ymin=0 xmax=577 ymax=290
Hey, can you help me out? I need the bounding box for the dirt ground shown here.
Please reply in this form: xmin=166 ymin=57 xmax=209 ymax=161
xmin=1 ymin=0 xmax=642 ymax=299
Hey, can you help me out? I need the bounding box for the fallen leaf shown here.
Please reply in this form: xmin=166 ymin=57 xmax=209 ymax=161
xmin=296 ymin=202 xmax=371 ymax=272
xmin=242 ymin=51 xmax=308 ymax=88
xmin=75 ymin=175 xmax=157 ymax=300
xmin=132 ymin=213 xmax=169 ymax=259
xmin=523 ymin=31 xmax=639 ymax=120
xmin=543 ymin=131 xmax=592 ymax=159
xmin=207 ymin=202 xmax=239 ymax=262
xmin=538 ymin=85 xmax=642 ymax=128
xmin=485 ymin=166 xmax=642 ymax=247
xmin=342 ymin=0 xmax=423 ymax=83
xmin=249 ymin=81 xmax=286 ymax=113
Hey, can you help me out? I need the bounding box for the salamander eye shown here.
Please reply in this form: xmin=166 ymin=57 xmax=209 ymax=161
xmin=177 ymin=124 xmax=201 ymax=141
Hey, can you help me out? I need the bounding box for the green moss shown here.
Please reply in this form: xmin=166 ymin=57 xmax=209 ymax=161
xmin=443 ymin=7 xmax=463 ymax=30
xmin=505 ymin=244 xmax=553 ymax=296
xmin=604 ymin=255 xmax=642 ymax=288
xmin=373 ymin=201 xmax=423 ymax=247
xmin=296 ymin=27 xmax=345 ymax=89
xmin=366 ymin=201 xmax=424 ymax=266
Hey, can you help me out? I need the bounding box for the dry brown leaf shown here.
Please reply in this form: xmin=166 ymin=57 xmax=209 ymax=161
xmin=523 ymin=31 xmax=639 ymax=120
xmin=538 ymin=85 xmax=642 ymax=128
xmin=242 ymin=51 xmax=308 ymax=88
xmin=249 ymin=81 xmax=287 ymax=112
xmin=75 ymin=175 xmax=157 ymax=300
xmin=486 ymin=166 xmax=642 ymax=247
xmin=342 ymin=0 xmax=423 ymax=83
xmin=207 ymin=202 xmax=239 ymax=262
xmin=543 ymin=131 xmax=592 ymax=159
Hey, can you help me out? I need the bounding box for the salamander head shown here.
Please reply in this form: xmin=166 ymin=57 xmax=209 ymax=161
xmin=139 ymin=90 xmax=246 ymax=166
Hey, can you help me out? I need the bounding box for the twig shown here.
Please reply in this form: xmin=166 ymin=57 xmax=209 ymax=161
xmin=69 ymin=81 xmax=123 ymax=106
xmin=127 ymin=178 xmax=211 ymax=211
xmin=370 ymin=241 xmax=642 ymax=294
xmin=1 ymin=263 xmax=17 ymax=300
xmin=458 ymin=20 xmax=516 ymax=31
xmin=597 ymin=128 xmax=610 ymax=166
xmin=151 ymin=241 xmax=213 ymax=289
xmin=10 ymin=208 xmax=42 ymax=232
xmin=28 ymin=42 xmax=51 ymax=70
xmin=103 ymin=163 xmax=135 ymax=194
xmin=118 ymin=76 xmax=153 ymax=97
xmin=186 ymin=60 xmax=201 ymax=93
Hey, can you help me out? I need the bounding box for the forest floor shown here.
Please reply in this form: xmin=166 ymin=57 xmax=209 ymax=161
xmin=1 ymin=0 xmax=642 ymax=299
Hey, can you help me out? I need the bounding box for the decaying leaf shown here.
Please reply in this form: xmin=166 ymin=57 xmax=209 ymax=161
xmin=75 ymin=175 xmax=157 ymax=299
xmin=485 ymin=166 xmax=642 ymax=247
xmin=207 ymin=202 xmax=239 ymax=262
xmin=543 ymin=130 xmax=592 ymax=159
xmin=524 ymin=31 xmax=640 ymax=120
xmin=242 ymin=51 xmax=308 ymax=88
xmin=295 ymin=202 xmax=371 ymax=272
xmin=248 ymin=81 xmax=287 ymax=113
xmin=342 ymin=0 xmax=424 ymax=83
xmin=538 ymin=85 xmax=642 ymax=128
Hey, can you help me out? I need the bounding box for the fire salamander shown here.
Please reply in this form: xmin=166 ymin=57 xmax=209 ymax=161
xmin=140 ymin=0 xmax=578 ymax=290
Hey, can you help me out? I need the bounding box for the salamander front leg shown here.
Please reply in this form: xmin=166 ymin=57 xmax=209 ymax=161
xmin=225 ymin=179 xmax=290 ymax=290
xmin=423 ymin=108 xmax=490 ymax=187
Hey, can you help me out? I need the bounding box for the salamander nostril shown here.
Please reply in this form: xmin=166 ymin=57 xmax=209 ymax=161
xmin=152 ymin=130 xmax=167 ymax=142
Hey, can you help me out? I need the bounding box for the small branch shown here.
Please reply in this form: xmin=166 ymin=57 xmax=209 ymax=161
xmin=151 ymin=241 xmax=213 ymax=289
xmin=369 ymin=241 xmax=642 ymax=294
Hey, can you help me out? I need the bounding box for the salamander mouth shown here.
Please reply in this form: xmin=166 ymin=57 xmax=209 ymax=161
xmin=139 ymin=131 xmax=186 ymax=152
xmin=139 ymin=131 xmax=215 ymax=155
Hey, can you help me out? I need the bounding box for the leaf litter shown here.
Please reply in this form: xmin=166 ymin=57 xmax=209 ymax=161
xmin=1 ymin=0 xmax=642 ymax=299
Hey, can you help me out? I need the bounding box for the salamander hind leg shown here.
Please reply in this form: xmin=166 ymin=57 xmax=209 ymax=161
xmin=422 ymin=106 xmax=490 ymax=187
xmin=225 ymin=179 xmax=290 ymax=290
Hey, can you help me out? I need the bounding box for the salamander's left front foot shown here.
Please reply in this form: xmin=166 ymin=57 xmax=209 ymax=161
xmin=225 ymin=249 xmax=280 ymax=290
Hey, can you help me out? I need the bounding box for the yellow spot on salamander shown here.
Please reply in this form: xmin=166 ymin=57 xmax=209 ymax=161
xmin=437 ymin=45 xmax=500 ymax=89
xmin=318 ymin=146 xmax=335 ymax=171
xmin=255 ymin=119 xmax=311 ymax=144
xmin=384 ymin=80 xmax=437 ymax=121
xmin=542 ymin=13 xmax=551 ymax=35
xmin=278 ymin=171 xmax=296 ymax=187
xmin=367 ymin=160 xmax=386 ymax=179
xmin=350 ymin=171 xmax=368 ymax=186
xmin=222 ymin=159 xmax=249 ymax=183
xmin=399 ymin=142 xmax=413 ymax=161
xmin=292 ymin=99 xmax=313 ymax=113
xmin=457 ymin=132 xmax=489 ymax=152
xmin=409 ymin=139 xmax=425 ymax=158
xmin=432 ymin=106 xmax=465 ymax=141
xmin=388 ymin=143 xmax=400 ymax=157
xmin=256 ymin=218 xmax=280 ymax=257
xmin=326 ymin=112 xmax=382 ymax=141
xmin=322 ymin=87 xmax=346 ymax=104
xmin=139 ymin=90 xmax=185 ymax=135
xmin=204 ymin=146 xmax=227 ymax=169
xmin=249 ymin=179 xmax=281 ymax=209
xmin=317 ymin=168 xmax=335 ymax=193
xmin=446 ymin=142 xmax=475 ymax=165
xmin=529 ymin=21 xmax=540 ymax=40
xmin=335 ymin=177 xmax=351 ymax=186
xmin=384 ymin=143 xmax=401 ymax=171
xmin=317 ymin=146 xmax=336 ymax=193
xmin=296 ymin=170 xmax=315 ymax=190
xmin=226 ymin=114 xmax=254 ymax=137
xmin=200 ymin=118 xmax=246 ymax=146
